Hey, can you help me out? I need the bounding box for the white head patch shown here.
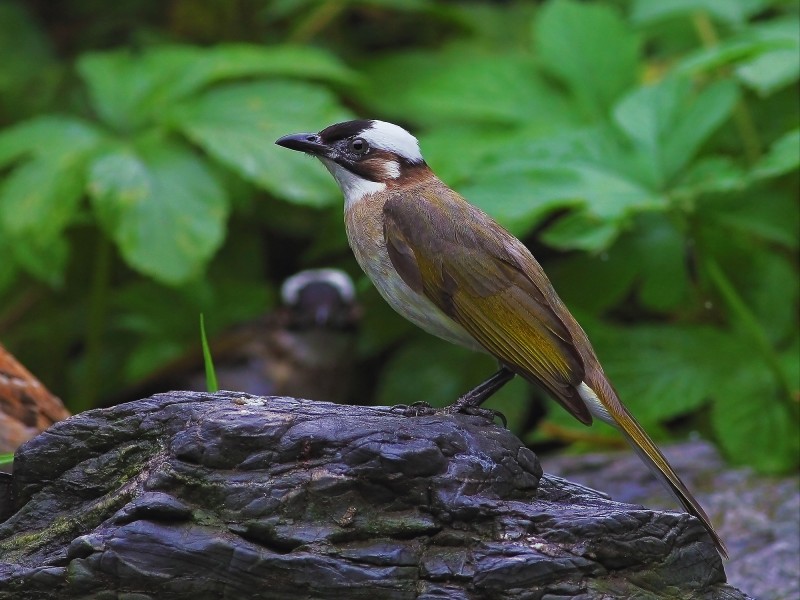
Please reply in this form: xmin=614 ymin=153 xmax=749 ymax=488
xmin=361 ymin=121 xmax=423 ymax=164
xmin=281 ymin=268 xmax=356 ymax=304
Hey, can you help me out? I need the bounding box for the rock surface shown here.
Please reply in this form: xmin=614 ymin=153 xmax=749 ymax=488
xmin=0 ymin=391 xmax=750 ymax=599
xmin=547 ymin=440 xmax=799 ymax=600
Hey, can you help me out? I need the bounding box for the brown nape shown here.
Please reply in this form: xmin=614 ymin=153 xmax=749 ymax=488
xmin=389 ymin=159 xmax=433 ymax=187
xmin=347 ymin=148 xmax=430 ymax=184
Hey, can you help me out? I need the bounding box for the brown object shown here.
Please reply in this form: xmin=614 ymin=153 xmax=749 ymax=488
xmin=0 ymin=343 xmax=70 ymax=453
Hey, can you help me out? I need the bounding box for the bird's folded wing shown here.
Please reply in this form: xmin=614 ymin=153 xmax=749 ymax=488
xmin=383 ymin=188 xmax=591 ymax=424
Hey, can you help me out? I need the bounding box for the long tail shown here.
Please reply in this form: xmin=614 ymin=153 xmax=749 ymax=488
xmin=578 ymin=382 xmax=728 ymax=558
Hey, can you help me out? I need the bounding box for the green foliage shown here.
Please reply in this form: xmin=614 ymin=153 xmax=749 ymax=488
xmin=0 ymin=44 xmax=356 ymax=286
xmin=535 ymin=0 xmax=640 ymax=119
xmin=199 ymin=313 xmax=218 ymax=393
xmin=0 ymin=0 xmax=796 ymax=473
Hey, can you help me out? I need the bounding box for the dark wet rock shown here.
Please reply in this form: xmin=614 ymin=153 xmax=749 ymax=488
xmin=0 ymin=392 xmax=750 ymax=599
xmin=547 ymin=440 xmax=798 ymax=600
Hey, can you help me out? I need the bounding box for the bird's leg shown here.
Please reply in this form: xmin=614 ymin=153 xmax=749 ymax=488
xmin=451 ymin=366 xmax=515 ymax=410
xmin=393 ymin=367 xmax=515 ymax=425
xmin=443 ymin=367 xmax=515 ymax=426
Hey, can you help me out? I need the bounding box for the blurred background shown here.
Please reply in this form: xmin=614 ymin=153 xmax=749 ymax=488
xmin=0 ymin=0 xmax=797 ymax=475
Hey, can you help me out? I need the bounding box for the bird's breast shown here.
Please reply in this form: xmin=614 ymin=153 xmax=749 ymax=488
xmin=344 ymin=196 xmax=481 ymax=351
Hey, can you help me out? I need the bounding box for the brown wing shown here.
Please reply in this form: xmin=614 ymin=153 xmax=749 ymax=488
xmin=383 ymin=184 xmax=591 ymax=424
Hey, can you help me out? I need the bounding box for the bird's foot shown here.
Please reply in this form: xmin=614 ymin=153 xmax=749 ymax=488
xmin=390 ymin=400 xmax=507 ymax=427
xmin=445 ymin=403 xmax=508 ymax=428
xmin=389 ymin=401 xmax=436 ymax=417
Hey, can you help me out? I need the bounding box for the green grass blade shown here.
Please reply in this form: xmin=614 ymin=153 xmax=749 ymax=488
xmin=200 ymin=313 xmax=219 ymax=393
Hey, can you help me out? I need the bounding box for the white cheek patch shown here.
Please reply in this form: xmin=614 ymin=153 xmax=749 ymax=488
xmin=361 ymin=121 xmax=423 ymax=164
xmin=320 ymin=158 xmax=386 ymax=208
xmin=381 ymin=159 xmax=401 ymax=179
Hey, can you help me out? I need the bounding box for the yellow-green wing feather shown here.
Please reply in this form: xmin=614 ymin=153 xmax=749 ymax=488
xmin=383 ymin=184 xmax=592 ymax=424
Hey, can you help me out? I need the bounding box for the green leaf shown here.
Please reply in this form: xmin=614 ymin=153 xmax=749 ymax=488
xmin=741 ymin=251 xmax=799 ymax=343
xmin=712 ymin=362 xmax=799 ymax=472
xmin=0 ymin=116 xmax=100 ymax=284
xmin=420 ymin=125 xmax=537 ymax=186
xmin=361 ymin=47 xmax=576 ymax=127
xmin=751 ymin=128 xmax=800 ymax=180
xmin=459 ymin=167 xmax=581 ymax=237
xmin=548 ymin=214 xmax=691 ymax=314
xmin=630 ymin=0 xmax=767 ymax=27
xmin=87 ymin=138 xmax=229 ymax=285
xmin=534 ymin=0 xmax=640 ymax=118
xmin=78 ymin=47 xmax=203 ymax=132
xmin=675 ymin=156 xmax=749 ymax=197
xmin=673 ymin=17 xmax=799 ymax=97
xmin=701 ymin=189 xmax=799 ymax=249
xmin=566 ymin=162 xmax=667 ymax=220
xmin=463 ymin=129 xmax=666 ymax=247
xmin=627 ymin=214 xmax=691 ymax=312
xmin=677 ymin=37 xmax=789 ymax=78
xmin=170 ymin=80 xmax=351 ymax=206
xmin=613 ymin=77 xmax=739 ymax=185
xmin=591 ymin=324 xmax=747 ymax=425
xmin=0 ymin=154 xmax=87 ymax=240
xmin=78 ymin=45 xmax=356 ymax=133
xmin=548 ymin=250 xmax=639 ymax=316
xmin=541 ymin=212 xmax=621 ymax=252
xmin=0 ymin=2 xmax=57 ymax=121
xmin=9 ymin=234 xmax=69 ymax=287
xmin=172 ymin=44 xmax=358 ymax=91
xmin=735 ymin=18 xmax=800 ymax=96
xmin=124 ymin=338 xmax=187 ymax=384
xmin=0 ymin=115 xmax=102 ymax=168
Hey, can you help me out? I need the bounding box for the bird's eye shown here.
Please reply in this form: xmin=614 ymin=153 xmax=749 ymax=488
xmin=349 ymin=137 xmax=369 ymax=155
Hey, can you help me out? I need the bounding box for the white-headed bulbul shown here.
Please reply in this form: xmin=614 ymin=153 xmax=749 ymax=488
xmin=275 ymin=119 xmax=726 ymax=557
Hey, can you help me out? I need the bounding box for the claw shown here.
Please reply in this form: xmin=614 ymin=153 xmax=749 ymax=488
xmin=447 ymin=405 xmax=508 ymax=428
xmin=390 ymin=400 xmax=435 ymax=417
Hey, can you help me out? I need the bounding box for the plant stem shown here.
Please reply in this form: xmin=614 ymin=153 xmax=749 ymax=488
xmin=0 ymin=286 xmax=44 ymax=335
xmin=705 ymin=258 xmax=795 ymax=405
xmin=732 ymin=102 xmax=762 ymax=164
xmin=690 ymin=11 xmax=762 ymax=164
xmin=289 ymin=1 xmax=345 ymax=44
xmin=537 ymin=421 xmax=625 ymax=448
xmin=78 ymin=234 xmax=113 ymax=412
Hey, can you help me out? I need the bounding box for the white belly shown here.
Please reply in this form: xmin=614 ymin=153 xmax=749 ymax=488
xmin=344 ymin=205 xmax=482 ymax=352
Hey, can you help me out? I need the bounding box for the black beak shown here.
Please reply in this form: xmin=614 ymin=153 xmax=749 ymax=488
xmin=275 ymin=132 xmax=328 ymax=156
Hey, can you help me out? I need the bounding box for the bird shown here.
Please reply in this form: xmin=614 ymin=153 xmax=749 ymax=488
xmin=275 ymin=119 xmax=727 ymax=557
xmin=111 ymin=269 xmax=361 ymax=405
xmin=182 ymin=268 xmax=361 ymax=401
